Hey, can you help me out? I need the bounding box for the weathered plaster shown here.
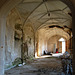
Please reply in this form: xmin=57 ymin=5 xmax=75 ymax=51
xmin=23 ymin=23 xmax=35 ymax=57
xmin=5 ymin=9 xmax=22 ymax=69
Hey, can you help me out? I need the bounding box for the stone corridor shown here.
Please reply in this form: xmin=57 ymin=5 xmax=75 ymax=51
xmin=0 ymin=0 xmax=75 ymax=75
xmin=5 ymin=57 xmax=65 ymax=75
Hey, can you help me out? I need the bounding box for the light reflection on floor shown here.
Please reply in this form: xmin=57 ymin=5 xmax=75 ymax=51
xmin=35 ymin=53 xmax=63 ymax=58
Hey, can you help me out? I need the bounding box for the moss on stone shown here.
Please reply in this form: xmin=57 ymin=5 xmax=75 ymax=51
xmin=12 ymin=58 xmax=22 ymax=66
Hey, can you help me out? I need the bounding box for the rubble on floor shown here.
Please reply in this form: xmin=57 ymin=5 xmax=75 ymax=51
xmin=5 ymin=57 xmax=64 ymax=75
xmin=12 ymin=58 xmax=22 ymax=66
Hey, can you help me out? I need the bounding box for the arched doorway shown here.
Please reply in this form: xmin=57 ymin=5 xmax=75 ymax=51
xmin=58 ymin=38 xmax=66 ymax=53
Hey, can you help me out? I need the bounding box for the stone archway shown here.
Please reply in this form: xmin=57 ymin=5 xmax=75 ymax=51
xmin=0 ymin=0 xmax=75 ymax=75
xmin=58 ymin=38 xmax=66 ymax=53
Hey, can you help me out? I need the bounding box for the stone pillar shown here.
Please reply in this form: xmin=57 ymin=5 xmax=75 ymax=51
xmin=0 ymin=17 xmax=6 ymax=75
xmin=72 ymin=9 xmax=75 ymax=75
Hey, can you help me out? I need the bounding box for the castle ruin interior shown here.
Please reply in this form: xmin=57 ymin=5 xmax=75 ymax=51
xmin=0 ymin=0 xmax=75 ymax=75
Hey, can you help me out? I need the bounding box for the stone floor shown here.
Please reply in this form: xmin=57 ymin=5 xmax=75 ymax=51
xmin=5 ymin=57 xmax=65 ymax=75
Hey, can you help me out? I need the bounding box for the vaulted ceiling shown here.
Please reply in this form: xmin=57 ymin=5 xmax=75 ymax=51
xmin=16 ymin=0 xmax=72 ymax=31
xmin=38 ymin=27 xmax=70 ymax=40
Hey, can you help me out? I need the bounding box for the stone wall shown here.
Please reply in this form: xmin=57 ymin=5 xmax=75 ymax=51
xmin=47 ymin=35 xmax=72 ymax=53
xmin=47 ymin=35 xmax=62 ymax=53
xmin=36 ymin=29 xmax=47 ymax=56
xmin=5 ymin=9 xmax=35 ymax=69
xmin=5 ymin=9 xmax=22 ymax=69
xmin=23 ymin=23 xmax=35 ymax=57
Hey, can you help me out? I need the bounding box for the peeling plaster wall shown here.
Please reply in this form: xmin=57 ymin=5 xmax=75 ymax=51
xmin=66 ymin=38 xmax=72 ymax=53
xmin=23 ymin=23 xmax=35 ymax=57
xmin=5 ymin=9 xmax=22 ymax=68
xmin=14 ymin=23 xmax=22 ymax=59
xmin=47 ymin=35 xmax=62 ymax=53
xmin=47 ymin=35 xmax=71 ymax=53
xmin=37 ymin=30 xmax=47 ymax=56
